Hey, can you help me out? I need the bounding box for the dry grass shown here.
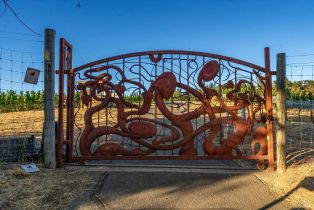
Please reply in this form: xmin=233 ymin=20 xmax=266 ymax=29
xmin=0 ymin=110 xmax=47 ymax=138
xmin=256 ymin=157 xmax=314 ymax=209
xmin=0 ymin=106 xmax=313 ymax=209
xmin=0 ymin=106 xmax=313 ymax=157
xmin=0 ymin=163 xmax=93 ymax=210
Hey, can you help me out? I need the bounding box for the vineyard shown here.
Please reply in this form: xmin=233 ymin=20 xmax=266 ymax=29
xmin=285 ymin=79 xmax=314 ymax=101
xmin=0 ymin=91 xmax=80 ymax=112
xmin=0 ymin=78 xmax=313 ymax=113
xmin=0 ymin=90 xmax=48 ymax=112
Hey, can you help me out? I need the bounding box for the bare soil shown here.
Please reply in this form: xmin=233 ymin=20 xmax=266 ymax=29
xmin=1 ymin=107 xmax=313 ymax=153
xmin=256 ymin=157 xmax=314 ymax=209
xmin=0 ymin=108 xmax=313 ymax=209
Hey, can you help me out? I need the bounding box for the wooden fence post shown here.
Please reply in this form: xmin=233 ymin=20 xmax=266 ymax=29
xmin=44 ymin=28 xmax=56 ymax=168
xmin=276 ymin=53 xmax=286 ymax=173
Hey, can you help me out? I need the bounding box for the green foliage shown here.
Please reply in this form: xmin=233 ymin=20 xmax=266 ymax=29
xmin=124 ymin=94 xmax=143 ymax=103
xmin=285 ymin=78 xmax=314 ymax=101
xmin=75 ymin=91 xmax=80 ymax=103
xmin=0 ymin=79 xmax=312 ymax=113
xmin=221 ymin=82 xmax=253 ymax=95
xmin=219 ymin=78 xmax=314 ymax=101
xmin=0 ymin=90 xmax=59 ymax=113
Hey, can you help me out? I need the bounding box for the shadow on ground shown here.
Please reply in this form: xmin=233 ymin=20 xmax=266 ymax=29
xmin=67 ymin=160 xmax=295 ymax=210
xmin=260 ymin=176 xmax=314 ymax=210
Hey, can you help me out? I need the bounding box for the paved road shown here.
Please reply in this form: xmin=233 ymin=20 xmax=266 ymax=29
xmin=68 ymin=161 xmax=291 ymax=210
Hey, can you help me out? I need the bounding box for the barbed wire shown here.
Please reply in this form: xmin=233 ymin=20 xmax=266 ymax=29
xmin=0 ymin=30 xmax=42 ymax=37
xmin=2 ymin=0 xmax=41 ymax=36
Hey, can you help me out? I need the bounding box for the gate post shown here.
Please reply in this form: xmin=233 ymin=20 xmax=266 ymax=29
xmin=57 ymin=38 xmax=73 ymax=167
xmin=276 ymin=53 xmax=286 ymax=173
xmin=65 ymin=43 xmax=73 ymax=162
xmin=264 ymin=47 xmax=275 ymax=172
xmin=43 ymin=28 xmax=56 ymax=169
xmin=57 ymin=39 xmax=65 ymax=168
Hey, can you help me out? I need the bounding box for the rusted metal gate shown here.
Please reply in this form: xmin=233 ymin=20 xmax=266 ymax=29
xmin=57 ymin=38 xmax=275 ymax=171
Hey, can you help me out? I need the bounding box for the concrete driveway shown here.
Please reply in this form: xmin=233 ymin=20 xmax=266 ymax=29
xmin=68 ymin=161 xmax=292 ymax=210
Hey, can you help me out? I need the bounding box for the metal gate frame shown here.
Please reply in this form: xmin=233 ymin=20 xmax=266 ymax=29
xmin=57 ymin=38 xmax=275 ymax=171
xmin=57 ymin=38 xmax=72 ymax=168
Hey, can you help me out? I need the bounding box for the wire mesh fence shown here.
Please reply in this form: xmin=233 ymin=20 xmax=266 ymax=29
xmin=0 ymin=43 xmax=313 ymax=168
xmin=0 ymin=47 xmax=44 ymax=161
xmin=284 ymin=55 xmax=314 ymax=165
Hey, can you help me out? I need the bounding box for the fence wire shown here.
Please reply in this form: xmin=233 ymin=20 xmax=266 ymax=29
xmin=0 ymin=47 xmax=44 ymax=161
xmin=285 ymin=55 xmax=314 ymax=165
xmin=1 ymin=46 xmax=313 ymax=166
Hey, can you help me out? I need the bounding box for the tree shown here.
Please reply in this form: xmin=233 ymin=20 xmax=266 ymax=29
xmin=17 ymin=91 xmax=25 ymax=111
xmin=24 ymin=91 xmax=31 ymax=110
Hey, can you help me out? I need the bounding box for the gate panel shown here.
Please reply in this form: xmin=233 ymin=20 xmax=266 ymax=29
xmin=58 ymin=47 xmax=274 ymax=170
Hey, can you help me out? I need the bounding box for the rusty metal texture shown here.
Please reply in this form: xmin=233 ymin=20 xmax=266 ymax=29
xmin=57 ymin=38 xmax=72 ymax=168
xmin=57 ymin=46 xmax=274 ymax=170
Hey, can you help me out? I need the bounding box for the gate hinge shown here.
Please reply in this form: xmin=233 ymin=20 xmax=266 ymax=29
xmin=270 ymin=71 xmax=276 ymax=75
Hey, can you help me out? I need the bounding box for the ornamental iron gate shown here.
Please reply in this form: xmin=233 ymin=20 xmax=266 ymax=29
xmin=57 ymin=38 xmax=275 ymax=171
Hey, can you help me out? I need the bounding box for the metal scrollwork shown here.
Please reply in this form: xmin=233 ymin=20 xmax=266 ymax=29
xmin=71 ymin=52 xmax=269 ymax=161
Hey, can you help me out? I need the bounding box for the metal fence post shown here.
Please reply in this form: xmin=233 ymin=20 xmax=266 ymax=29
xmin=276 ymin=53 xmax=286 ymax=173
xmin=44 ymin=28 xmax=56 ymax=168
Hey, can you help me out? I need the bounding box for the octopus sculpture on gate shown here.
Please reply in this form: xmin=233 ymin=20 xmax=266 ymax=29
xmin=76 ymin=54 xmax=268 ymax=159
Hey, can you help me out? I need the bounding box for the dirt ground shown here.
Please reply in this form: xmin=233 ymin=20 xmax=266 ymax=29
xmin=69 ymin=166 xmax=291 ymax=210
xmin=256 ymin=157 xmax=314 ymax=209
xmin=0 ymin=159 xmax=312 ymax=209
xmin=0 ymin=108 xmax=313 ymax=209
xmin=0 ymin=107 xmax=313 ymax=154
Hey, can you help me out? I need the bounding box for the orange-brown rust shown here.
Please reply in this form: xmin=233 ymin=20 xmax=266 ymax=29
xmin=59 ymin=50 xmax=273 ymax=170
xmin=251 ymin=126 xmax=268 ymax=155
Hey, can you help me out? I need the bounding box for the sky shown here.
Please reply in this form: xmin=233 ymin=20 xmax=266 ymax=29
xmin=0 ymin=0 xmax=314 ymax=91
